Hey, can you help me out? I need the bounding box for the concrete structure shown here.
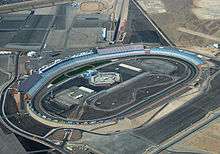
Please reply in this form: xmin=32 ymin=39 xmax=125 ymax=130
xmin=119 ymin=63 xmax=142 ymax=72
xmin=89 ymin=72 xmax=121 ymax=86
xmin=79 ymin=86 xmax=94 ymax=93
xmin=53 ymin=86 xmax=91 ymax=107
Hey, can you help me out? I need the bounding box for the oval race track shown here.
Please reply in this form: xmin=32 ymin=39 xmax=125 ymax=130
xmin=19 ymin=45 xmax=205 ymax=127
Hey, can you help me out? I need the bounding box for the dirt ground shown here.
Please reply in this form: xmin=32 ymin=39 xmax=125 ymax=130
xmin=170 ymin=117 xmax=220 ymax=154
xmin=193 ymin=0 xmax=220 ymax=20
xmin=137 ymin=0 xmax=220 ymax=47
xmin=80 ymin=2 xmax=106 ymax=12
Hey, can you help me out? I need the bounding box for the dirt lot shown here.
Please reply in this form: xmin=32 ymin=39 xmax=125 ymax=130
xmin=193 ymin=0 xmax=220 ymax=20
xmin=137 ymin=0 xmax=220 ymax=47
xmin=80 ymin=2 xmax=106 ymax=12
xmin=170 ymin=117 xmax=220 ymax=154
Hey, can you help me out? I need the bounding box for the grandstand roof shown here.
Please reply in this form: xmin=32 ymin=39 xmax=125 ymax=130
xmin=150 ymin=47 xmax=204 ymax=65
xmin=19 ymin=73 xmax=42 ymax=93
xmin=97 ymin=44 xmax=144 ymax=54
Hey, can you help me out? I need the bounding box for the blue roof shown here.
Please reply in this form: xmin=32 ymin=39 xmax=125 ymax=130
xmin=19 ymin=73 xmax=42 ymax=93
xmin=150 ymin=47 xmax=204 ymax=65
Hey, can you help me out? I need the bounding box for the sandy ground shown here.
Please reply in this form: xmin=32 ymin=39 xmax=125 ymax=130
xmin=137 ymin=0 xmax=220 ymax=47
xmin=33 ymin=6 xmax=57 ymax=15
xmin=182 ymin=46 xmax=220 ymax=58
xmin=193 ymin=0 xmax=220 ymax=20
xmin=137 ymin=0 xmax=166 ymax=14
xmin=170 ymin=117 xmax=220 ymax=154
xmin=80 ymin=2 xmax=106 ymax=12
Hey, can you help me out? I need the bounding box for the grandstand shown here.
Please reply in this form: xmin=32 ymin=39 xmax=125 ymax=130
xmin=20 ymin=50 xmax=147 ymax=97
xmin=97 ymin=44 xmax=144 ymax=54
xmin=150 ymin=47 xmax=204 ymax=66
xmin=38 ymin=51 xmax=94 ymax=74
xmin=19 ymin=73 xmax=42 ymax=93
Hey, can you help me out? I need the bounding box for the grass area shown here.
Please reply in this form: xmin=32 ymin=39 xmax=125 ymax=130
xmin=66 ymin=65 xmax=94 ymax=77
xmin=51 ymin=74 xmax=69 ymax=85
xmin=51 ymin=60 xmax=111 ymax=85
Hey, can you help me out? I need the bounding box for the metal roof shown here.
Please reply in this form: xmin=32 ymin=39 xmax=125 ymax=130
xmin=150 ymin=47 xmax=204 ymax=65
xmin=19 ymin=73 xmax=42 ymax=93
